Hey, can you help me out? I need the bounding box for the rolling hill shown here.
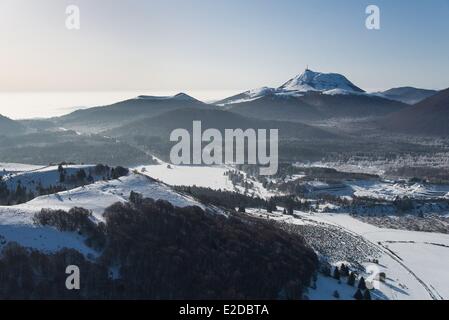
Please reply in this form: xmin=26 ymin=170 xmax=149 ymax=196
xmin=379 ymin=87 xmax=438 ymax=105
xmin=382 ymin=87 xmax=449 ymax=136
xmin=105 ymin=107 xmax=340 ymax=141
xmin=0 ymin=130 xmax=152 ymax=166
xmin=0 ymin=114 xmax=25 ymax=136
xmin=225 ymin=91 xmax=408 ymax=122
xmin=53 ymin=93 xmax=214 ymax=133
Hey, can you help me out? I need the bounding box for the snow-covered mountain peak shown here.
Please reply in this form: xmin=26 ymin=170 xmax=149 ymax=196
xmin=215 ymin=69 xmax=367 ymax=106
xmin=173 ymin=92 xmax=199 ymax=101
xmin=279 ymin=69 xmax=365 ymax=94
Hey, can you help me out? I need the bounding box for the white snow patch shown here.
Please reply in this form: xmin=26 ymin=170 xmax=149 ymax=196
xmin=0 ymin=163 xmax=44 ymax=175
xmin=135 ymin=163 xmax=276 ymax=199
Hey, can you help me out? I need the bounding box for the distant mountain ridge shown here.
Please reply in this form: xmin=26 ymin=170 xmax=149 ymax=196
xmin=224 ymin=91 xmax=409 ymax=122
xmin=213 ymin=69 xmax=410 ymax=122
xmin=378 ymin=87 xmax=438 ymax=104
xmin=136 ymin=92 xmax=201 ymax=103
xmin=54 ymin=93 xmax=213 ymax=133
xmin=382 ymin=87 xmax=449 ymax=136
xmin=31 ymin=71 xmax=443 ymax=138
xmin=0 ymin=114 xmax=25 ymax=136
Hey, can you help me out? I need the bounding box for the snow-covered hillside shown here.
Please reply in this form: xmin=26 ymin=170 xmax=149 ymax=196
xmin=134 ymin=162 xmax=276 ymax=199
xmin=307 ymin=212 xmax=449 ymax=300
xmin=0 ymin=172 xmax=207 ymax=254
xmin=215 ymin=87 xmax=277 ymax=106
xmin=1 ymin=164 xmax=101 ymax=193
xmin=0 ymin=162 xmax=44 ymax=175
xmin=247 ymin=208 xmax=449 ymax=300
xmin=4 ymin=174 xmax=204 ymax=220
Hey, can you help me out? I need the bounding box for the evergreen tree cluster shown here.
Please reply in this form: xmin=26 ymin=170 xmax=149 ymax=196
xmin=330 ymin=264 xmax=373 ymax=300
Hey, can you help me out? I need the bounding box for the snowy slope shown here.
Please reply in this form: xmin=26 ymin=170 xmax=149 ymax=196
xmin=279 ymin=69 xmax=365 ymax=93
xmin=0 ymin=222 xmax=98 ymax=257
xmin=0 ymin=173 xmax=207 ymax=254
xmin=0 ymin=163 xmax=44 ymax=175
xmin=301 ymin=212 xmax=449 ymax=300
xmin=246 ymin=207 xmax=449 ymax=300
xmin=215 ymin=87 xmax=276 ymax=106
xmin=1 ymin=164 xmax=100 ymax=193
xmin=307 ymin=274 xmax=379 ymax=300
xmin=322 ymin=88 xmax=366 ymax=96
xmin=135 ymin=162 xmax=276 ymax=199
xmin=0 ymin=204 xmax=98 ymax=256
xmin=216 ymin=69 xmax=366 ymax=105
xmin=383 ymin=242 xmax=449 ymax=299
xmin=16 ymin=174 xmax=204 ymax=220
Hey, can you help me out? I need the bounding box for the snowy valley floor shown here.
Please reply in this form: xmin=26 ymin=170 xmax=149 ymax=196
xmin=247 ymin=209 xmax=449 ymax=300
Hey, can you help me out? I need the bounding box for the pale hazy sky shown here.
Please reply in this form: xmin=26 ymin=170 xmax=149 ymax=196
xmin=1 ymin=0 xmax=448 ymax=93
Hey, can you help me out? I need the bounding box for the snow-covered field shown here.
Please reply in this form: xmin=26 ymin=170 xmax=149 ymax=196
xmin=135 ymin=163 xmax=275 ymax=198
xmin=246 ymin=207 xmax=449 ymax=300
xmin=135 ymin=164 xmax=233 ymax=190
xmin=299 ymin=212 xmax=449 ymax=300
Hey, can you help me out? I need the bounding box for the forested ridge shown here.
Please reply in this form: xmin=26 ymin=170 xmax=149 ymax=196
xmin=0 ymin=194 xmax=318 ymax=299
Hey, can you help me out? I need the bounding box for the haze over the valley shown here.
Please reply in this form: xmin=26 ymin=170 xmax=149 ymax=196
xmin=1 ymin=0 xmax=449 ymax=119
